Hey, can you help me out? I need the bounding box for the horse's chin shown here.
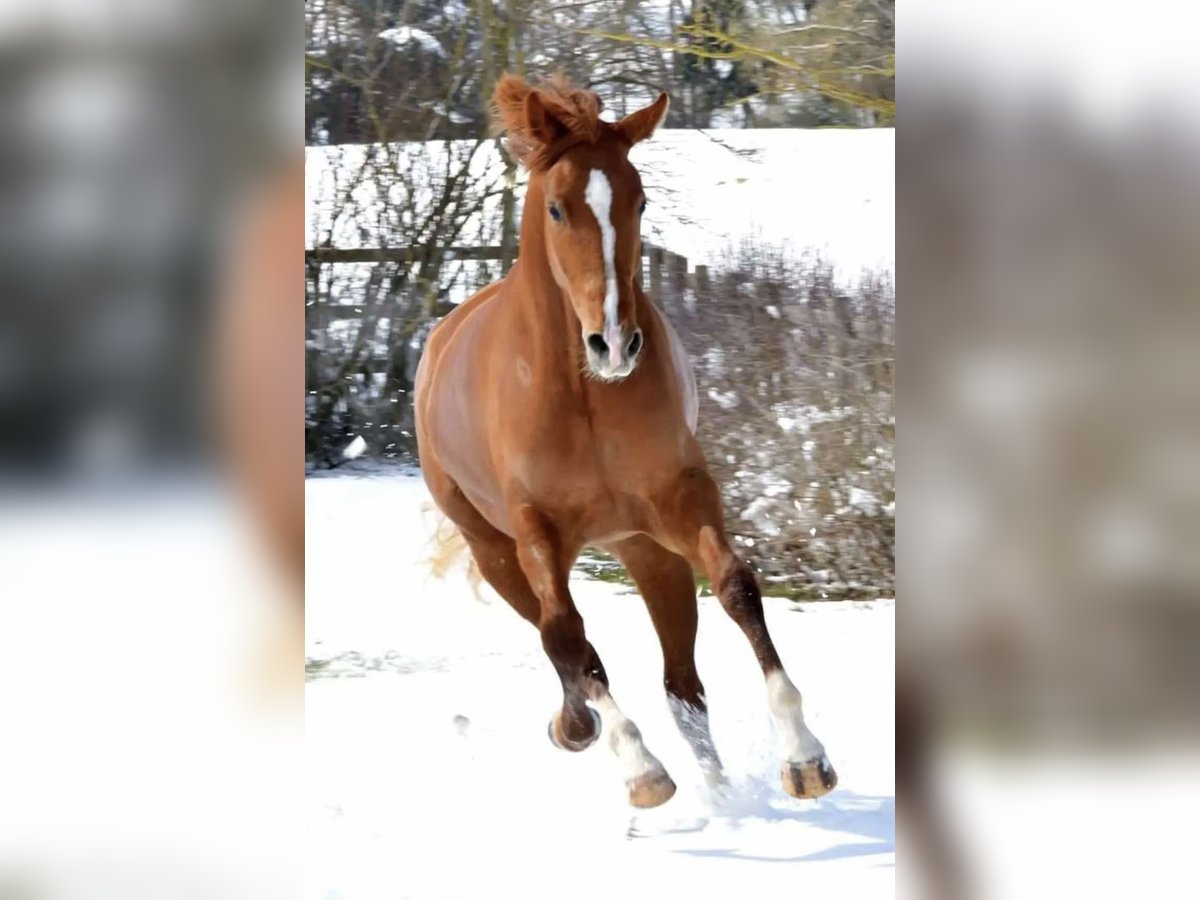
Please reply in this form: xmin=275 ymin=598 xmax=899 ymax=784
xmin=587 ymin=362 xmax=637 ymax=383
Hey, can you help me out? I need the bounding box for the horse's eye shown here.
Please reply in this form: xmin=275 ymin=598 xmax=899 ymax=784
xmin=638 ymin=198 xmax=647 ymax=215
xmin=548 ymin=203 xmax=562 ymax=222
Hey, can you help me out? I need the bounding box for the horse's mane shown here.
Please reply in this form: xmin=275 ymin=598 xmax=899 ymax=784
xmin=491 ymin=72 xmax=610 ymax=172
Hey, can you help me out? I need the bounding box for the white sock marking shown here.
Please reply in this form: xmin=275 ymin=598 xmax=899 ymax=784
xmin=766 ymin=670 xmax=827 ymax=764
xmin=583 ymin=169 xmax=621 ymax=365
xmin=591 ymin=690 xmax=664 ymax=783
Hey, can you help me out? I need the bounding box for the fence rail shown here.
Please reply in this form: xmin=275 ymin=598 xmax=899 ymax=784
xmin=306 ymin=246 xmax=509 ymax=265
xmin=304 ymin=242 xmax=707 ymax=298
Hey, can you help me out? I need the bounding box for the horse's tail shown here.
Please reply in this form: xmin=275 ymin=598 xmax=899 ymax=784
xmin=421 ymin=501 xmax=486 ymax=601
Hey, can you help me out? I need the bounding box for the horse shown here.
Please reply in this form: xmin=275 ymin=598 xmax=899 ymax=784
xmin=414 ymin=73 xmax=837 ymax=808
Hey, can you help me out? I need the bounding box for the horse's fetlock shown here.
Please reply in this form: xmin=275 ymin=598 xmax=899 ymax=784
xmin=664 ymin=669 xmax=705 ymax=705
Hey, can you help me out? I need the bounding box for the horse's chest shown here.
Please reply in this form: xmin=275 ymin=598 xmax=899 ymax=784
xmin=513 ymin=409 xmax=682 ymax=509
xmin=510 ymin=452 xmax=632 ymax=542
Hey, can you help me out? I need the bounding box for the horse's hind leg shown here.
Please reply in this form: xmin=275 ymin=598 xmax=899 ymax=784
xmin=652 ymin=469 xmax=837 ymax=800
xmin=608 ymin=534 xmax=726 ymax=789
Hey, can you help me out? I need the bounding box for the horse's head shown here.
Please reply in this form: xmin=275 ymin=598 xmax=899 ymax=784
xmin=494 ymin=74 xmax=669 ymax=382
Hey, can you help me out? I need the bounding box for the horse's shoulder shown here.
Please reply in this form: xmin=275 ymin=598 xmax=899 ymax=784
xmin=427 ymin=278 xmax=506 ymax=353
xmin=417 ymin=279 xmax=506 ymax=411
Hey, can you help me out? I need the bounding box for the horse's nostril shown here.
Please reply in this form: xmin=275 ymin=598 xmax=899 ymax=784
xmin=586 ymin=333 xmax=608 ymax=357
xmin=627 ymin=329 xmax=643 ymax=357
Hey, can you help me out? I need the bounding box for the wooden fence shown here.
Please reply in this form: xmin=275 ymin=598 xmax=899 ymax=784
xmin=305 ymin=242 xmax=709 ymax=313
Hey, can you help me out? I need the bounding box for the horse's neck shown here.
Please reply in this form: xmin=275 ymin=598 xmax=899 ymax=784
xmin=508 ymin=186 xmax=584 ymax=383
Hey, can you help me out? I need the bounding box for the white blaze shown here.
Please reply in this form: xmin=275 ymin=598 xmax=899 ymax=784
xmin=583 ymin=168 xmax=621 ymax=365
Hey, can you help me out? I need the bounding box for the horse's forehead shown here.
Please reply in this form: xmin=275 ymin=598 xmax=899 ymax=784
xmin=552 ymin=147 xmax=638 ymax=195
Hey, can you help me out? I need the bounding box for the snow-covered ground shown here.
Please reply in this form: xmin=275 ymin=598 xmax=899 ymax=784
xmin=306 ymin=470 xmax=894 ymax=899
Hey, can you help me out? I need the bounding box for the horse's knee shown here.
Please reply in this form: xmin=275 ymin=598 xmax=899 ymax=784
xmin=714 ymin=557 xmax=783 ymax=672
xmin=690 ymin=519 xmax=763 ymax=626
xmin=540 ymin=607 xmax=587 ymax=667
xmin=716 ymin=558 xmax=763 ymax=619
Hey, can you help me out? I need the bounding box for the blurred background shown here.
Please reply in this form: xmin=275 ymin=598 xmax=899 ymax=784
xmin=304 ymin=0 xmax=896 ymax=601
xmin=0 ymin=3 xmax=301 ymax=899
xmin=903 ymin=2 xmax=1200 ymax=898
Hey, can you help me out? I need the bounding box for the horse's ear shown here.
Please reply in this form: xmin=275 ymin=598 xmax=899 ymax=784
xmin=524 ymin=89 xmax=567 ymax=147
xmin=492 ymin=73 xmax=532 ymax=136
xmin=493 ymin=73 xmax=567 ymax=166
xmin=616 ymin=92 xmax=670 ymax=146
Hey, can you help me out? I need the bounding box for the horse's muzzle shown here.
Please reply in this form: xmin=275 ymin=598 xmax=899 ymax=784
xmin=584 ymin=326 xmax=643 ymax=381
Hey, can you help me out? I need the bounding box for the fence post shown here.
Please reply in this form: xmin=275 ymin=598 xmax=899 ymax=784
xmin=667 ymin=252 xmax=688 ymax=300
xmin=648 ymin=246 xmax=664 ymax=301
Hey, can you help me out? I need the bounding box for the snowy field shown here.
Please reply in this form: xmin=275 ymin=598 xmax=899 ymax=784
xmin=306 ymin=470 xmax=894 ymax=900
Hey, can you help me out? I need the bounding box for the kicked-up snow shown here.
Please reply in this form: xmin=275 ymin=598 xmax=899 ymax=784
xmin=306 ymin=469 xmax=894 ymax=899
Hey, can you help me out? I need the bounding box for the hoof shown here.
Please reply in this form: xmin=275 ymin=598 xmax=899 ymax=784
xmin=627 ymin=768 xmax=677 ymax=809
xmin=548 ymin=707 xmax=601 ymax=752
xmin=781 ymin=756 xmax=838 ymax=799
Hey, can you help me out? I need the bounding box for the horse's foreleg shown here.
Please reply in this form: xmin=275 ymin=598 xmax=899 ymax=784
xmin=459 ymin=527 xmax=609 ymax=683
xmin=511 ymin=507 xmax=675 ymax=806
xmin=654 ymin=469 xmax=838 ymax=800
xmin=431 ymin=489 xmax=671 ymax=805
xmin=512 ymin=506 xmax=604 ymax=752
xmin=609 ymin=534 xmax=725 ymax=789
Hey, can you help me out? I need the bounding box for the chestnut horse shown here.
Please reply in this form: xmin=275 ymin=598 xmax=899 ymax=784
xmin=415 ymin=74 xmax=836 ymax=808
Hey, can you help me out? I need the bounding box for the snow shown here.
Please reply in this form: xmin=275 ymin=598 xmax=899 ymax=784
xmin=740 ymin=495 xmax=782 ymax=535
xmin=438 ymin=0 xmax=468 ymax=25
xmin=848 ymin=487 xmax=880 ymax=516
xmin=0 ymin=481 xmax=300 ymax=900
xmin=306 ymin=128 xmax=893 ymax=280
xmin=306 ymin=470 xmax=894 ymax=899
xmin=379 ymin=26 xmax=446 ymax=58
xmin=707 ymin=387 xmax=739 ymax=409
xmin=937 ymin=750 xmax=1200 ymax=900
xmin=305 ymin=138 xmax=506 ymax=252
xmin=431 ymin=102 xmax=472 ymax=125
